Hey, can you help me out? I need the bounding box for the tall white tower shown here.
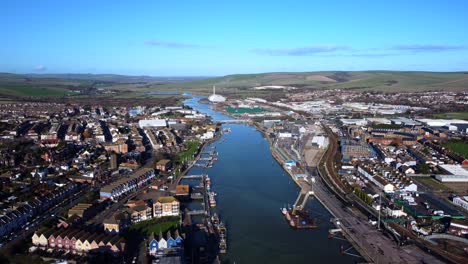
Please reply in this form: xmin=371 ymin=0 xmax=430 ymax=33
xmin=208 ymin=85 xmax=226 ymax=103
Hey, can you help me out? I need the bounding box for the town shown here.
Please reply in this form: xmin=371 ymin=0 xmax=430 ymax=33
xmin=0 ymin=86 xmax=466 ymax=263
xmin=0 ymin=101 xmax=227 ymax=263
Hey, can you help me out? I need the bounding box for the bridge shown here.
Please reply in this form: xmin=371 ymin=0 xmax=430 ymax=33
xmin=181 ymin=174 xmax=206 ymax=179
xmin=217 ymin=119 xmax=250 ymax=124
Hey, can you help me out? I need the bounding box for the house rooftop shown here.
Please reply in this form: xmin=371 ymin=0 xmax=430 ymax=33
xmin=157 ymin=196 xmax=178 ymax=204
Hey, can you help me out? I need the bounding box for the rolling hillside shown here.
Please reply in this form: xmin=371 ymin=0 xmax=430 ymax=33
xmin=0 ymin=71 xmax=467 ymax=99
xmin=0 ymin=73 xmax=205 ymax=98
xmin=154 ymin=71 xmax=468 ymax=94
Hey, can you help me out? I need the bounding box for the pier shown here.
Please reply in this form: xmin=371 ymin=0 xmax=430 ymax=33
xmin=186 ymin=210 xmax=208 ymax=216
xmin=292 ymin=187 xmax=312 ymax=214
xmin=201 ymin=150 xmax=218 ymax=155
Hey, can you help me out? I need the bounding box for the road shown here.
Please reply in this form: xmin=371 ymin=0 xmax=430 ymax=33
xmin=312 ymin=177 xmax=443 ymax=263
xmin=1 ymin=185 xmax=91 ymax=249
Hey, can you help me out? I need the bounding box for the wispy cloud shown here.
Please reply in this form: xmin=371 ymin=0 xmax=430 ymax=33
xmin=144 ymin=40 xmax=201 ymax=49
xmin=393 ymin=44 xmax=466 ymax=52
xmin=250 ymin=45 xmax=348 ymax=56
xmin=34 ymin=65 xmax=46 ymax=71
xmin=321 ymin=53 xmax=397 ymax=58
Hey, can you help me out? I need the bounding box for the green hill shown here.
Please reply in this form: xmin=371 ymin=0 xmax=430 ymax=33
xmin=0 ymin=71 xmax=467 ymax=99
xmin=154 ymin=71 xmax=468 ymax=94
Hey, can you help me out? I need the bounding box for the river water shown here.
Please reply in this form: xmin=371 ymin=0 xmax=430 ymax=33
xmin=183 ymin=96 xmax=356 ymax=263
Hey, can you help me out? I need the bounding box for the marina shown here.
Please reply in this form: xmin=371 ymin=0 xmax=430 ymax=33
xmin=180 ymin=173 xmax=228 ymax=256
xmin=183 ymin=96 xmax=357 ymax=263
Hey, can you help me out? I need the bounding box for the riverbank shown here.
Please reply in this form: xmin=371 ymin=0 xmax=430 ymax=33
xmin=183 ymin=96 xmax=359 ymax=263
xmin=174 ymin=126 xmax=223 ymax=185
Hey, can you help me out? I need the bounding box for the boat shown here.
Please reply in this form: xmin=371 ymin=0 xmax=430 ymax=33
xmin=209 ymin=192 xmax=216 ymax=207
xmin=218 ymin=221 xmax=227 ymax=237
xmin=219 ymin=238 xmax=227 ymax=254
xmin=281 ymin=208 xmax=287 ymax=215
xmin=212 ymin=213 xmax=220 ymax=225
xmin=290 ymin=220 xmax=296 ymax=227
xmin=207 ymin=220 xmax=215 ymax=234
xmin=285 ymin=211 xmax=291 ymax=221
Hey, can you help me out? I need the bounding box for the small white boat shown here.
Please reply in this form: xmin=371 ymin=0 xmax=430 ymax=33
xmin=281 ymin=208 xmax=287 ymax=215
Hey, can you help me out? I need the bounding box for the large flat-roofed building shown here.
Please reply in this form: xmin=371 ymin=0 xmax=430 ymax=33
xmin=435 ymin=165 xmax=468 ymax=182
xmin=435 ymin=174 xmax=468 ymax=183
xmin=138 ymin=119 xmax=167 ymax=128
xmin=438 ymin=165 xmax=468 ymax=176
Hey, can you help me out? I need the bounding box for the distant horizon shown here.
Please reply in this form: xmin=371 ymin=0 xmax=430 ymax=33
xmin=3 ymin=69 xmax=468 ymax=78
xmin=2 ymin=1 xmax=468 ymax=75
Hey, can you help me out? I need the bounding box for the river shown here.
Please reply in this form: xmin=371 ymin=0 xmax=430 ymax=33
xmin=183 ymin=96 xmax=356 ymax=263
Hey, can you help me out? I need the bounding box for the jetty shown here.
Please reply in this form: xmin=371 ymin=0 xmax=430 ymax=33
xmin=187 ymin=210 xmax=208 ymax=216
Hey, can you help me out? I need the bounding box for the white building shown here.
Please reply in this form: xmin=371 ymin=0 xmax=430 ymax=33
xmin=340 ymin=119 xmax=368 ymax=126
xmin=200 ymin=131 xmax=214 ymax=140
xmin=439 ymin=165 xmax=468 ymax=176
xmin=278 ymin=132 xmax=293 ymax=138
xmin=138 ymin=119 xmax=167 ymax=128
xmin=435 ymin=175 xmax=468 ymax=183
xmin=401 ymin=183 xmax=418 ymax=192
xmin=453 ymin=196 xmax=468 ymax=211
xmin=385 ymin=206 xmax=407 ymax=218
xmin=311 ymin=136 xmax=329 ymax=149
xmin=208 ymin=86 xmax=226 ymax=103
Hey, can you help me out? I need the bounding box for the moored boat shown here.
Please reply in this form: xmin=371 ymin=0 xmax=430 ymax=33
xmin=209 ymin=192 xmax=216 ymax=207
xmin=281 ymin=207 xmax=287 ymax=215
xmin=290 ymin=219 xmax=296 ymax=227
xmin=286 ymin=211 xmax=291 ymax=221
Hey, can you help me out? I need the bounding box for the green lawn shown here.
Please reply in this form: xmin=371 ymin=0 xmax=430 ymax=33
xmin=177 ymin=140 xmax=201 ymax=162
xmin=226 ymin=107 xmax=266 ymax=114
xmin=0 ymin=84 xmax=71 ymax=97
xmin=443 ymin=141 xmax=468 ymax=158
xmin=434 ymin=112 xmax=468 ymax=120
xmin=129 ymin=216 xmax=180 ymax=236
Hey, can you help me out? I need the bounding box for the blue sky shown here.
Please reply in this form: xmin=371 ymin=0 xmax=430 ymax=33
xmin=2 ymin=0 xmax=468 ymax=76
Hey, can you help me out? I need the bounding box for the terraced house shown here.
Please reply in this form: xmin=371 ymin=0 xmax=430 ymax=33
xmin=32 ymin=228 xmax=125 ymax=255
